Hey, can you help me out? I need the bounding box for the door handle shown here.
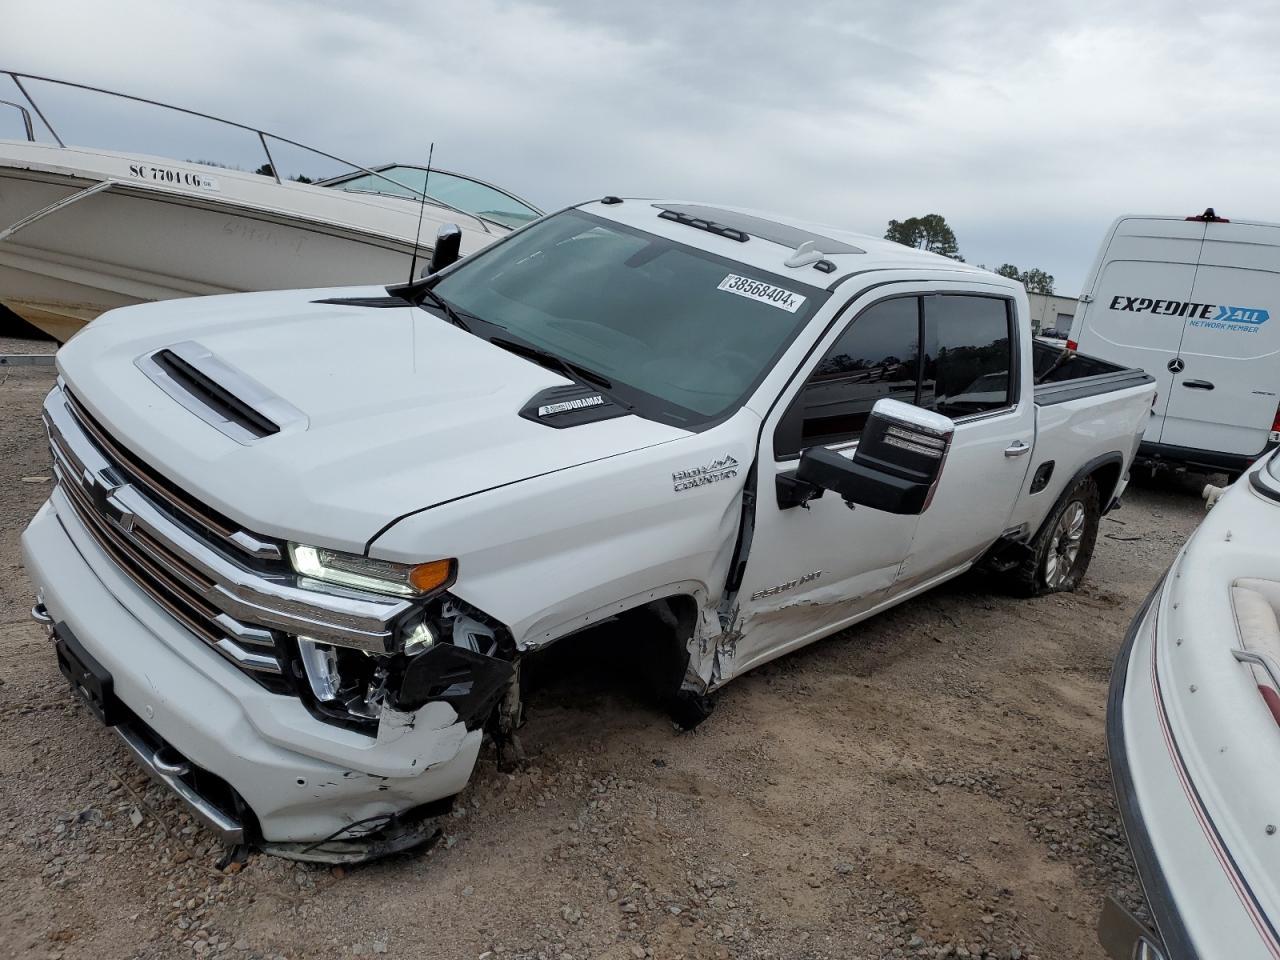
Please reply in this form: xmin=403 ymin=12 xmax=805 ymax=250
xmin=1182 ymin=380 xmax=1215 ymax=390
xmin=1004 ymin=441 xmax=1031 ymax=458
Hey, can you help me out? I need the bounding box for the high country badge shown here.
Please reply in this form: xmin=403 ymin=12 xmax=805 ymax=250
xmin=673 ymin=455 xmax=739 ymax=492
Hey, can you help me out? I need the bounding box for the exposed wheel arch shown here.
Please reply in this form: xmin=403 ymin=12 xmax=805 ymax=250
xmin=1088 ymin=457 xmax=1125 ymax=513
xmin=1031 ymin=452 xmax=1125 ymax=544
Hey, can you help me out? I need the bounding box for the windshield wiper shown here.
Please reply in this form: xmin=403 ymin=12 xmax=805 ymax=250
xmin=488 ymin=336 xmax=616 ymax=392
xmin=385 ymin=275 xmax=471 ymax=332
xmin=416 ymin=286 xmax=470 ymax=332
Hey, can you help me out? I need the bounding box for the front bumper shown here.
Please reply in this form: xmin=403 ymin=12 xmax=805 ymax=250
xmin=22 ymin=497 xmax=483 ymax=846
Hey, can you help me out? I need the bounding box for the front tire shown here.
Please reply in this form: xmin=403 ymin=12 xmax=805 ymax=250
xmin=1013 ymin=476 xmax=1101 ymax=596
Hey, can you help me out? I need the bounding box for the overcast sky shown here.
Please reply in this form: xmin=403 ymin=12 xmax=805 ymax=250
xmin=6 ymin=0 xmax=1279 ymax=293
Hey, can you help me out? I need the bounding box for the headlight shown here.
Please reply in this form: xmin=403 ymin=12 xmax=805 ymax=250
xmin=297 ymin=637 xmax=342 ymax=701
xmin=288 ymin=543 xmax=454 ymax=597
xmin=399 ymin=610 xmax=437 ymax=656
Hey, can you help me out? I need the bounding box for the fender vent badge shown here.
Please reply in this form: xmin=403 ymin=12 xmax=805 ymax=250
xmin=519 ymin=385 xmax=627 ymax=429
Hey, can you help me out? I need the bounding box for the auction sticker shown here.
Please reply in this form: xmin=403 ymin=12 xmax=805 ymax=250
xmin=717 ymin=274 xmax=805 ymax=313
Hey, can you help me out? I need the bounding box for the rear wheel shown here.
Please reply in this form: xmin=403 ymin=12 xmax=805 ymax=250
xmin=1012 ymin=476 xmax=1100 ymax=596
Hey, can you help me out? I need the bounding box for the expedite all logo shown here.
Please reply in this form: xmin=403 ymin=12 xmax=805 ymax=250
xmin=1109 ymin=295 xmax=1270 ymax=333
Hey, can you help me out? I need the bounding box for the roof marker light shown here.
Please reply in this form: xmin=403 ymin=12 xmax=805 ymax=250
xmin=1186 ymin=207 xmax=1230 ymax=223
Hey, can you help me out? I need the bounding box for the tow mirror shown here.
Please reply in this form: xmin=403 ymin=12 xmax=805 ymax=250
xmin=424 ymin=222 xmax=463 ymax=276
xmin=788 ymin=399 xmax=955 ymax=514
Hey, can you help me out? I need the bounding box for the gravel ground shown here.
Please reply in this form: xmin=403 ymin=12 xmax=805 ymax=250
xmin=0 ymin=335 xmax=57 ymax=355
xmin=0 ymin=353 xmax=1214 ymax=960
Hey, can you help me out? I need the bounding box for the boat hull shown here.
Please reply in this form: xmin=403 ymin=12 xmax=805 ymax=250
xmin=0 ymin=144 xmax=500 ymax=340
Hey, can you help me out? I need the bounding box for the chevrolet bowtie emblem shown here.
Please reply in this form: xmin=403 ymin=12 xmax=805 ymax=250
xmin=85 ymin=473 xmax=135 ymax=533
xmin=106 ymin=502 xmax=137 ymax=534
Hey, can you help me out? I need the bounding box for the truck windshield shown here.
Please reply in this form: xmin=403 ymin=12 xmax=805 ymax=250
xmin=431 ymin=209 xmax=829 ymax=427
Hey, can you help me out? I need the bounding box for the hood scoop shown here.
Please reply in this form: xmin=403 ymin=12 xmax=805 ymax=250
xmin=519 ymin=384 xmax=629 ymax=429
xmin=136 ymin=340 xmax=307 ymax=445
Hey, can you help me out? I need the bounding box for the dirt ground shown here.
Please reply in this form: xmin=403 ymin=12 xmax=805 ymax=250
xmin=0 ymin=350 xmax=1213 ymax=960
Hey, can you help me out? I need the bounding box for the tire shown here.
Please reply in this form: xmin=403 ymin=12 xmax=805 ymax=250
xmin=1011 ymin=476 xmax=1101 ymax=596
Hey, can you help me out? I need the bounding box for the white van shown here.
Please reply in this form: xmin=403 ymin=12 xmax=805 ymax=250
xmin=1068 ymin=210 xmax=1280 ymax=476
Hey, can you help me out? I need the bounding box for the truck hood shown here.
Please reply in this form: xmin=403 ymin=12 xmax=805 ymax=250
xmin=57 ymin=287 xmax=689 ymax=550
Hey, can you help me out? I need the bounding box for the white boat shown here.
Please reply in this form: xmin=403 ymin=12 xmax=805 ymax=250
xmin=1102 ymin=459 xmax=1280 ymax=959
xmin=0 ymin=71 xmax=541 ymax=341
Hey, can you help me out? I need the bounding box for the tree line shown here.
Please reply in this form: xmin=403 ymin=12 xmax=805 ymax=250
xmin=883 ymin=215 xmax=1055 ymax=295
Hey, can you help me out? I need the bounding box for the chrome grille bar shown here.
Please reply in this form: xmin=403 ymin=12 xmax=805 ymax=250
xmin=44 ymin=384 xmax=411 ymax=666
xmin=53 ymin=469 xmax=282 ymax=675
xmin=62 ymin=390 xmax=282 ymax=561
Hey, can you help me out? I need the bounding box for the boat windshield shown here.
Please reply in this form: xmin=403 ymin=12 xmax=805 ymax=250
xmin=331 ymin=167 xmax=540 ymax=229
xmin=1253 ymin=447 xmax=1280 ymax=502
xmin=431 ymin=209 xmax=829 ymax=427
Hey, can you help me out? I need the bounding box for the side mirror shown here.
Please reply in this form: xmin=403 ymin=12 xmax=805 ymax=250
xmin=424 ymin=222 xmax=463 ymax=276
xmin=791 ymin=399 xmax=955 ymax=514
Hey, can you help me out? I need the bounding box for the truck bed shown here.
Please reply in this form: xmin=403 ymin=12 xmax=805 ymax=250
xmin=998 ymin=339 xmax=1158 ymax=541
xmin=1032 ymin=338 xmax=1154 ymax=406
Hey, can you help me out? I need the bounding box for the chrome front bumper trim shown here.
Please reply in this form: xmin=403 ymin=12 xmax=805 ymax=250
xmin=113 ymin=721 xmax=245 ymax=844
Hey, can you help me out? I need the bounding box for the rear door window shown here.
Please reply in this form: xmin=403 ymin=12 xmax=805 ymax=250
xmin=923 ymin=295 xmax=1014 ymax=417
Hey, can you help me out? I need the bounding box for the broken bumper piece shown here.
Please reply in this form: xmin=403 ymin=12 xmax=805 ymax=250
xmin=260 ymin=818 xmax=444 ymax=865
xmin=22 ymin=500 xmax=487 ymax=859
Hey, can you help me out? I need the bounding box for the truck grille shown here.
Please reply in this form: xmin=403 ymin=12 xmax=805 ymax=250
xmin=63 ymin=390 xmax=282 ymax=560
xmin=42 ymin=384 xmax=413 ymax=693
xmin=48 ymin=392 xmax=289 ymax=688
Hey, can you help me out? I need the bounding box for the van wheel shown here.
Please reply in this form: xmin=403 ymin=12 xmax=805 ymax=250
xmin=1012 ymin=476 xmax=1100 ymax=596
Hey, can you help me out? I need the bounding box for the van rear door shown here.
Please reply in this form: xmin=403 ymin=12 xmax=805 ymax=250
xmin=1071 ymin=217 xmax=1206 ymax=443
xmin=1159 ymin=221 xmax=1280 ymax=458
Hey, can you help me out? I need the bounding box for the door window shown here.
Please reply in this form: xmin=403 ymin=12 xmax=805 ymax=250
xmin=775 ymin=296 xmax=921 ymax=457
xmin=923 ymin=295 xmax=1014 ymax=417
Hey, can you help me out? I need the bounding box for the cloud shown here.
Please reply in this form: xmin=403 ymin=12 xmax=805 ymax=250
xmin=4 ymin=0 xmax=1280 ymax=291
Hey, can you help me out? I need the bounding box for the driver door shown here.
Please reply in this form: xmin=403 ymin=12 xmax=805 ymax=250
xmin=731 ymin=293 xmax=927 ymax=675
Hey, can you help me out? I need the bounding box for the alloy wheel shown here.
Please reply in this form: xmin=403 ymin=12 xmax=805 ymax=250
xmin=1044 ymin=500 xmax=1086 ymax=588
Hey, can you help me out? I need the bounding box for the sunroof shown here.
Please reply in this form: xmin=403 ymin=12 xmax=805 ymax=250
xmin=653 ymin=203 xmax=865 ymax=255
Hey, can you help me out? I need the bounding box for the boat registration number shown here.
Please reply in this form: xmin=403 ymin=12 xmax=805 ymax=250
xmin=128 ymin=164 xmax=220 ymax=191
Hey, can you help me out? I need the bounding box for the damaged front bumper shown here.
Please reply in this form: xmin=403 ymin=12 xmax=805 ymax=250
xmin=23 ymin=499 xmax=493 ymax=859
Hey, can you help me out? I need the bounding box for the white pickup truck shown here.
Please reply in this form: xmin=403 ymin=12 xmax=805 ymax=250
xmin=22 ymin=198 xmax=1156 ymax=861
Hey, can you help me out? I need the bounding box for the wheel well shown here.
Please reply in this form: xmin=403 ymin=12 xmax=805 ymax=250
xmin=1088 ymin=459 xmax=1123 ymax=506
xmin=516 ymin=594 xmax=703 ymax=719
xmin=613 ymin=594 xmax=700 ymax=700
xmin=1023 ymin=453 xmax=1123 ymax=547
